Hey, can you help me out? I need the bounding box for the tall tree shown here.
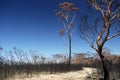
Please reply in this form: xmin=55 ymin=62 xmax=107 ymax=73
xmin=55 ymin=2 xmax=79 ymax=68
xmin=79 ymin=0 xmax=120 ymax=80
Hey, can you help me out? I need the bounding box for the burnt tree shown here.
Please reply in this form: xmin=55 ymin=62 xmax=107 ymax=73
xmin=79 ymin=0 xmax=120 ymax=80
xmin=55 ymin=2 xmax=79 ymax=68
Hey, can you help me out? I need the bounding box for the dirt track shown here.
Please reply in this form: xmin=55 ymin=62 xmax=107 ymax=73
xmin=10 ymin=67 xmax=96 ymax=80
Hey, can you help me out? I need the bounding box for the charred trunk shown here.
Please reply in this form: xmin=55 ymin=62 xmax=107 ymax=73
xmin=68 ymin=32 xmax=71 ymax=69
xmin=100 ymin=55 xmax=110 ymax=80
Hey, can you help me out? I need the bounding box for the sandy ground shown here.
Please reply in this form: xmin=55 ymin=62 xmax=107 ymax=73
xmin=10 ymin=67 xmax=96 ymax=80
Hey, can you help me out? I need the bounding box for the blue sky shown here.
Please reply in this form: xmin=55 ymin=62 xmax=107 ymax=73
xmin=0 ymin=0 xmax=120 ymax=56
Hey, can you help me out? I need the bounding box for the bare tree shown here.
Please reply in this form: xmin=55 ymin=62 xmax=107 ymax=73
xmin=52 ymin=54 xmax=65 ymax=63
xmin=41 ymin=56 xmax=46 ymax=64
xmin=79 ymin=0 xmax=120 ymax=80
xmin=55 ymin=2 xmax=79 ymax=68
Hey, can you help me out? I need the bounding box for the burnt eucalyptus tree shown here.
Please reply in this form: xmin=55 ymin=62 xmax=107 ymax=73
xmin=55 ymin=2 xmax=79 ymax=68
xmin=79 ymin=0 xmax=120 ymax=80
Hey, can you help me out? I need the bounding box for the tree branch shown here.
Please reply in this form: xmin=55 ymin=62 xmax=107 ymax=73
xmin=107 ymin=32 xmax=120 ymax=40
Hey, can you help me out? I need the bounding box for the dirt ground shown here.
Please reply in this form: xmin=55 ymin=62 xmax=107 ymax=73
xmin=10 ymin=67 xmax=96 ymax=80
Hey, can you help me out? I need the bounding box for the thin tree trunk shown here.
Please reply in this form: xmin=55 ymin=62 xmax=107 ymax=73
xmin=68 ymin=33 xmax=71 ymax=69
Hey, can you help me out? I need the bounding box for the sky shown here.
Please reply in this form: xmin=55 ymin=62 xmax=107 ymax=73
xmin=0 ymin=0 xmax=120 ymax=56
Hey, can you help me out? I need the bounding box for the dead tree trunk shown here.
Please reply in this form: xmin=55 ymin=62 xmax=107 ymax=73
xmin=100 ymin=56 xmax=109 ymax=80
xmin=68 ymin=32 xmax=72 ymax=69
